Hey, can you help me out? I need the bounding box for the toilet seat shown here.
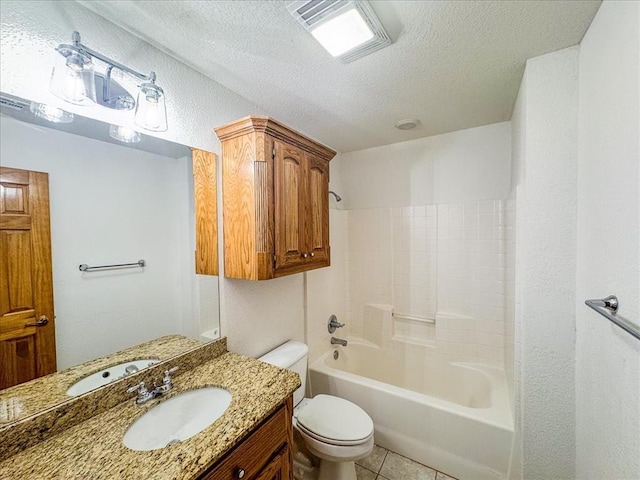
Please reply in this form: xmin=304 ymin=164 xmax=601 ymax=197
xmin=294 ymin=394 xmax=374 ymax=446
xmin=295 ymin=419 xmax=373 ymax=446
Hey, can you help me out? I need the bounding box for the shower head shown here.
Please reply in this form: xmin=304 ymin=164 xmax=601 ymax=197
xmin=329 ymin=191 xmax=342 ymax=202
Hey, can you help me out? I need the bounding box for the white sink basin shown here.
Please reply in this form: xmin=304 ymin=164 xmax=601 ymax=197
xmin=123 ymin=387 xmax=232 ymax=451
xmin=66 ymin=359 xmax=160 ymax=396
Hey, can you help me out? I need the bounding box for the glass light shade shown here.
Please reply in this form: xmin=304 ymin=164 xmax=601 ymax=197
xmin=29 ymin=102 xmax=74 ymax=124
xmin=134 ymin=83 xmax=167 ymax=132
xmin=50 ymin=48 xmax=97 ymax=106
xmin=109 ymin=124 xmax=141 ymax=143
xmin=310 ymin=7 xmax=375 ymax=57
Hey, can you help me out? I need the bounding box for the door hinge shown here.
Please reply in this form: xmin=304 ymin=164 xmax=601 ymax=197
xmin=273 ymin=254 xmax=277 ymax=267
xmin=272 ymin=145 xmax=276 ymax=160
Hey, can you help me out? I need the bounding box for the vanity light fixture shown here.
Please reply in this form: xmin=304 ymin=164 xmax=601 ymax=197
xmin=29 ymin=102 xmax=74 ymax=124
xmin=109 ymin=124 xmax=141 ymax=143
xmin=288 ymin=0 xmax=391 ymax=63
xmin=108 ymin=96 xmax=141 ymax=143
xmin=50 ymin=31 xmax=168 ymax=132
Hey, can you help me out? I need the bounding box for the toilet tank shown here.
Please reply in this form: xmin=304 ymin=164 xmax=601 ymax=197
xmin=258 ymin=341 xmax=308 ymax=407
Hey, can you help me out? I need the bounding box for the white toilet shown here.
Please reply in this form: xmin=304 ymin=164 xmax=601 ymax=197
xmin=259 ymin=341 xmax=374 ymax=480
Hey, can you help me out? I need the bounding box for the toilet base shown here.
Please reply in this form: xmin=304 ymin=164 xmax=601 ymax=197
xmin=318 ymin=459 xmax=357 ymax=480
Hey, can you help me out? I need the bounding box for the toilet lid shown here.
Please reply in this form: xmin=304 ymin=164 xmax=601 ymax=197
xmin=295 ymin=394 xmax=373 ymax=443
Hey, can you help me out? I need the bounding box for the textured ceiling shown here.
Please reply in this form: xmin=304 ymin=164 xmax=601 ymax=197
xmin=77 ymin=0 xmax=600 ymax=152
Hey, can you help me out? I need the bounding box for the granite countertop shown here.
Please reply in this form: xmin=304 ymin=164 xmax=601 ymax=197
xmin=0 ymin=334 xmax=201 ymax=425
xmin=0 ymin=350 xmax=300 ymax=479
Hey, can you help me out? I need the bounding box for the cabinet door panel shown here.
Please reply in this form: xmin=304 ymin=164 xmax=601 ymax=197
xmin=305 ymin=155 xmax=330 ymax=266
xmin=254 ymin=445 xmax=290 ymax=480
xmin=283 ymin=159 xmax=300 ymax=252
xmin=274 ymin=141 xmax=306 ymax=273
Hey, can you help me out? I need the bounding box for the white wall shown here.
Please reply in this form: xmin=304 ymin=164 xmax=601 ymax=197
xmin=575 ymin=1 xmax=640 ymax=477
xmin=305 ymin=207 xmax=348 ymax=363
xmin=0 ymin=0 xmax=307 ymax=358
xmin=0 ymin=116 xmax=194 ymax=369
xmin=340 ymin=122 xmax=512 ymax=209
xmin=511 ymin=47 xmax=580 ymax=479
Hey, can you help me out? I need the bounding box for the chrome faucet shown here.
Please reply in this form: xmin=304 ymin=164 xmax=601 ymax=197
xmin=127 ymin=366 xmax=179 ymax=404
xmin=328 ymin=315 xmax=345 ymax=333
xmin=330 ymin=337 xmax=348 ymax=347
xmin=126 ymin=381 xmax=155 ymax=404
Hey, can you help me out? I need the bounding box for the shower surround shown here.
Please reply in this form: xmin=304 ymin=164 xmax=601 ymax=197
xmin=305 ymin=120 xmax=515 ymax=479
xmin=346 ymin=199 xmax=507 ymax=368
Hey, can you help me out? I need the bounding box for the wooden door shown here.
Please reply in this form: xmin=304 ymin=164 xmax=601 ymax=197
xmin=274 ymin=140 xmax=307 ymax=274
xmin=0 ymin=167 xmax=56 ymax=389
xmin=305 ymin=153 xmax=330 ymax=267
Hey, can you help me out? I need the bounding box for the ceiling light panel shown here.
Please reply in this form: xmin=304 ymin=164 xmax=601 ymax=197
xmin=288 ymin=0 xmax=391 ymax=63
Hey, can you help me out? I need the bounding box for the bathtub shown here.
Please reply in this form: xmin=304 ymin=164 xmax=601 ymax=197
xmin=309 ymin=341 xmax=513 ymax=480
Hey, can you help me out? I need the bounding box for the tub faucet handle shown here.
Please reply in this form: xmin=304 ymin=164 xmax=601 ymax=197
xmin=328 ymin=315 xmax=345 ymax=333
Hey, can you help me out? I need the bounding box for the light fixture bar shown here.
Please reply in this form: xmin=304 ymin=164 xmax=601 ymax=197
xmin=65 ymin=31 xmax=155 ymax=83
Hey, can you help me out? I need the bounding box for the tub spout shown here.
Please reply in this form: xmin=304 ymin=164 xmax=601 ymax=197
xmin=330 ymin=337 xmax=348 ymax=347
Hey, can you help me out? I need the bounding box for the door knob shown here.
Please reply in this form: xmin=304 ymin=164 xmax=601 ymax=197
xmin=25 ymin=316 xmax=49 ymax=327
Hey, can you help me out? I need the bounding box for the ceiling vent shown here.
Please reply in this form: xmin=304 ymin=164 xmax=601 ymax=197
xmin=288 ymin=0 xmax=391 ymax=63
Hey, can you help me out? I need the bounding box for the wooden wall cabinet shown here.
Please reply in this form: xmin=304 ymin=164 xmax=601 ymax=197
xmin=199 ymin=396 xmax=293 ymax=480
xmin=192 ymin=148 xmax=218 ymax=276
xmin=215 ymin=116 xmax=336 ymax=280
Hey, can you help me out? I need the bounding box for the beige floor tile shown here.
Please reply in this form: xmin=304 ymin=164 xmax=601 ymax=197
xmin=436 ymin=472 xmax=458 ymax=480
xmin=356 ymin=464 xmax=377 ymax=480
xmin=379 ymin=452 xmax=437 ymax=480
xmin=356 ymin=444 xmax=388 ymax=473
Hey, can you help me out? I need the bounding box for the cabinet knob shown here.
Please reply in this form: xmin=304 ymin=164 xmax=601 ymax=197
xmin=235 ymin=468 xmax=245 ymax=479
xmin=310 ymin=252 xmax=315 ymax=257
xmin=302 ymin=253 xmax=308 ymax=258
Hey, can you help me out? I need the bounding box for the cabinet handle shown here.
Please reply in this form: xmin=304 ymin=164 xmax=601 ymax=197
xmin=302 ymin=253 xmax=308 ymax=258
xmin=310 ymin=252 xmax=315 ymax=257
xmin=235 ymin=468 xmax=245 ymax=479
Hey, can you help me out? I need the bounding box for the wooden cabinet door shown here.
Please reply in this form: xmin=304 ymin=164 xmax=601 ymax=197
xmin=0 ymin=167 xmax=56 ymax=389
xmin=192 ymin=148 xmax=218 ymax=276
xmin=198 ymin=401 xmax=291 ymax=480
xmin=274 ymin=140 xmax=307 ymax=274
xmin=254 ymin=445 xmax=291 ymax=480
xmin=305 ymin=154 xmax=330 ymax=267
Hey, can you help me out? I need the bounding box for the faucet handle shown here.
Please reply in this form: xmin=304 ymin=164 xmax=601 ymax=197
xmin=127 ymin=381 xmax=148 ymax=395
xmin=163 ymin=366 xmax=178 ymax=384
xmin=328 ymin=315 xmax=345 ymax=333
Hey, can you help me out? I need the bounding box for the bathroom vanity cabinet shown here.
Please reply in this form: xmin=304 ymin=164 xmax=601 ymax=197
xmin=199 ymin=397 xmax=293 ymax=480
xmin=215 ymin=116 xmax=336 ymax=280
xmin=0 ymin=337 xmax=301 ymax=480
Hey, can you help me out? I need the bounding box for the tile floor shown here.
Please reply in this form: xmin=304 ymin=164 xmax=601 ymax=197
xmin=355 ymin=445 xmax=458 ymax=480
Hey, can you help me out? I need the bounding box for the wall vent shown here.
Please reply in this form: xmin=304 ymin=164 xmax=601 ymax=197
xmin=0 ymin=95 xmax=28 ymax=111
xmin=288 ymin=0 xmax=391 ymax=63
